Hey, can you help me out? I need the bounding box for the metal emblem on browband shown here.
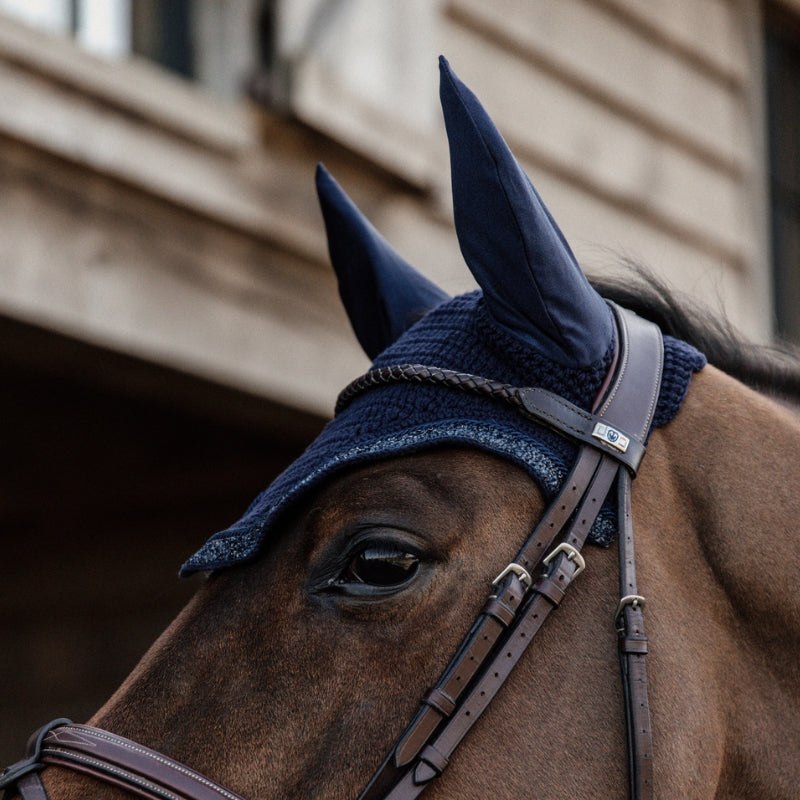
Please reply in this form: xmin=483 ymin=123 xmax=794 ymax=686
xmin=592 ymin=422 xmax=630 ymax=454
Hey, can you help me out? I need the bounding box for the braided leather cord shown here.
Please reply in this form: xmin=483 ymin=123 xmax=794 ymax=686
xmin=335 ymin=365 xmax=524 ymax=416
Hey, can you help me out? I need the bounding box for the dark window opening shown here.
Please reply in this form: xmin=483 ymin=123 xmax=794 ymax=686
xmin=765 ymin=4 xmax=800 ymax=343
xmin=131 ymin=0 xmax=194 ymax=80
xmin=246 ymin=0 xmax=279 ymax=105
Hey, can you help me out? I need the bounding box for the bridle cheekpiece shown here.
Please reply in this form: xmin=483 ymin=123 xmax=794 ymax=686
xmin=2 ymin=303 xmax=662 ymax=800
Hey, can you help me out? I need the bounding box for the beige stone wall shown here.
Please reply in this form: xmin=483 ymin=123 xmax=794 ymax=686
xmin=436 ymin=0 xmax=771 ymax=342
xmin=0 ymin=2 xmax=776 ymax=425
xmin=0 ymin=17 xmax=370 ymax=418
xmin=279 ymin=0 xmax=773 ymax=345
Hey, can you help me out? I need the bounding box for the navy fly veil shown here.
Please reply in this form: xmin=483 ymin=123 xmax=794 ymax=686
xmin=180 ymin=58 xmax=705 ymax=576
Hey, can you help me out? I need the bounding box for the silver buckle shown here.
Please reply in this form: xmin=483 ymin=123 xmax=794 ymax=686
xmin=491 ymin=562 xmax=532 ymax=590
xmin=542 ymin=543 xmax=586 ymax=578
xmin=614 ymin=594 xmax=646 ymax=623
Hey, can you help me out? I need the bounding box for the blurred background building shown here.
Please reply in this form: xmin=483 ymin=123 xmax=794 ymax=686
xmin=1 ymin=0 xmax=798 ymax=761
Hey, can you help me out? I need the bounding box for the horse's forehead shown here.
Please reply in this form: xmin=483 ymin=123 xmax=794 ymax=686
xmin=310 ymin=448 xmax=533 ymax=509
xmin=300 ymin=448 xmax=537 ymax=538
xmin=301 ymin=446 xmax=534 ymax=522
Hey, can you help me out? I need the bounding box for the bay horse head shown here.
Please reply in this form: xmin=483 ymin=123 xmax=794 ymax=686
xmin=4 ymin=58 xmax=800 ymax=800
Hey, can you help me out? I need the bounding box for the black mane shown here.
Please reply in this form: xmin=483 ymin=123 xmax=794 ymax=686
xmin=591 ymin=266 xmax=800 ymax=403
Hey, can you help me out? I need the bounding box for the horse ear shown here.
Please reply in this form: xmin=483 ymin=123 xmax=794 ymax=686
xmin=438 ymin=56 xmax=613 ymax=367
xmin=316 ymin=164 xmax=450 ymax=359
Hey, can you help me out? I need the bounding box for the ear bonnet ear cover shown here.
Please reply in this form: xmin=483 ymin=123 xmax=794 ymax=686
xmin=180 ymin=61 xmax=705 ymax=576
xmin=317 ymin=163 xmax=450 ymax=359
xmin=438 ymin=56 xmax=613 ymax=366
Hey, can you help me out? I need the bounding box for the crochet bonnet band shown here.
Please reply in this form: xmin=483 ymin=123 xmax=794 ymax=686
xmin=180 ymin=59 xmax=705 ymax=576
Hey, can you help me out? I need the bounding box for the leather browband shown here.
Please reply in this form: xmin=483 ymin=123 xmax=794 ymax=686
xmin=1 ymin=304 xmax=662 ymax=800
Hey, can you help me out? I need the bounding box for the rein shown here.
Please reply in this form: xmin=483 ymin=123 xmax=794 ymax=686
xmin=1 ymin=304 xmax=662 ymax=800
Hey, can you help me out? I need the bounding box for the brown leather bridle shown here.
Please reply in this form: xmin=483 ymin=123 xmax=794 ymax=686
xmin=2 ymin=304 xmax=662 ymax=800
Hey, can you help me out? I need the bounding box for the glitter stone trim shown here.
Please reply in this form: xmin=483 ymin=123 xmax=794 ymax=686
xmin=180 ymin=420 xmax=616 ymax=574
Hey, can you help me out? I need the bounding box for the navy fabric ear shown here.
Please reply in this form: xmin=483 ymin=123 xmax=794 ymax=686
xmin=439 ymin=56 xmax=613 ymax=367
xmin=316 ymin=164 xmax=450 ymax=359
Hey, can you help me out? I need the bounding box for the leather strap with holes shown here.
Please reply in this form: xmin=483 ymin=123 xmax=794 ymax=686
xmin=358 ymin=304 xmax=663 ymax=800
xmin=375 ymin=454 xmax=620 ymax=800
xmin=616 ymin=474 xmax=654 ymax=799
xmin=2 ymin=306 xmax=661 ymax=800
xmin=391 ymin=447 xmax=602 ymax=772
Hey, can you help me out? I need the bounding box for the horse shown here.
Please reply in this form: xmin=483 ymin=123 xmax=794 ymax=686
xmin=3 ymin=57 xmax=799 ymax=800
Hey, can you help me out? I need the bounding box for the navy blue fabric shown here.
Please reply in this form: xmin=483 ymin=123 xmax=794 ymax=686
xmin=180 ymin=292 xmax=705 ymax=575
xmin=179 ymin=58 xmax=707 ymax=577
xmin=316 ymin=164 xmax=451 ymax=359
xmin=439 ymin=56 xmax=614 ymax=367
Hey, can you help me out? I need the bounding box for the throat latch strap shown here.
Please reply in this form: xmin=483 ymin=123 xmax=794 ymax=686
xmin=604 ymin=304 xmax=661 ymax=800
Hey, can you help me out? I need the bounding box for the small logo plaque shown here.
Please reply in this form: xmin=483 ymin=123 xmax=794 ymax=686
xmin=592 ymin=423 xmax=630 ymax=453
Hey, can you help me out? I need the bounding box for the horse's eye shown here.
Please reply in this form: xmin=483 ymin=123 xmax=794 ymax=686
xmin=343 ymin=545 xmax=420 ymax=587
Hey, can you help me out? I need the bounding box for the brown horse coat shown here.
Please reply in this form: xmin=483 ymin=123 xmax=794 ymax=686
xmin=34 ymin=365 xmax=800 ymax=800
